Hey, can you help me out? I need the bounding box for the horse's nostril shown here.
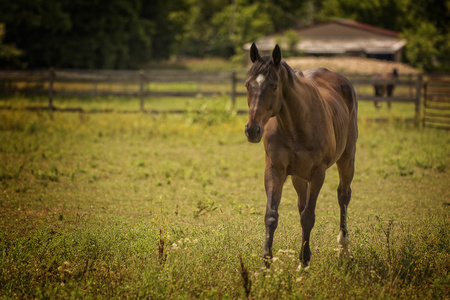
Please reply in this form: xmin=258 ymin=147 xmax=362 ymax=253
xmin=245 ymin=124 xmax=263 ymax=142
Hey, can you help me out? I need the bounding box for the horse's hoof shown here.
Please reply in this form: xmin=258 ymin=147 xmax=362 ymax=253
xmin=262 ymin=256 xmax=272 ymax=269
xmin=296 ymin=263 xmax=310 ymax=272
xmin=337 ymin=231 xmax=349 ymax=246
xmin=336 ymin=230 xmax=352 ymax=260
xmin=337 ymin=248 xmax=350 ymax=258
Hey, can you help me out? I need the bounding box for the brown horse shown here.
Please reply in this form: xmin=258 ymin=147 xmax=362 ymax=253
xmin=245 ymin=43 xmax=358 ymax=268
xmin=373 ymin=68 xmax=399 ymax=108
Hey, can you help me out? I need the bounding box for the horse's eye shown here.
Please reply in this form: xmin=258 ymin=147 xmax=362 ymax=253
xmin=272 ymin=84 xmax=278 ymax=91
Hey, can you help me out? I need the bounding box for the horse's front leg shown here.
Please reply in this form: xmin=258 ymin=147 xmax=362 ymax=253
xmin=262 ymin=166 xmax=287 ymax=267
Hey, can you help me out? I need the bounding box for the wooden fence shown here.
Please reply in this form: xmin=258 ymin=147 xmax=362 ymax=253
xmin=423 ymin=77 xmax=450 ymax=130
xmin=0 ymin=68 xmax=427 ymax=121
xmin=348 ymin=73 xmax=423 ymax=119
xmin=0 ymin=69 xmax=246 ymax=111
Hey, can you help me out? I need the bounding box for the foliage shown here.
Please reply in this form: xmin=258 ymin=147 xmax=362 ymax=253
xmin=0 ymin=0 xmax=157 ymax=69
xmin=275 ymin=29 xmax=302 ymax=57
xmin=0 ymin=23 xmax=22 ymax=66
xmin=140 ymin=0 xmax=190 ymax=62
xmin=0 ymin=0 xmax=308 ymax=68
xmin=178 ymin=0 xmax=306 ymax=60
xmin=402 ymin=22 xmax=449 ymax=72
xmin=316 ymin=0 xmax=410 ymax=31
xmin=0 ymin=0 xmax=449 ymax=71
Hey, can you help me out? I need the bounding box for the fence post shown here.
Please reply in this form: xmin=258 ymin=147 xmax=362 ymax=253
xmin=422 ymin=82 xmax=428 ymax=128
xmin=93 ymin=70 xmax=98 ymax=97
xmin=139 ymin=70 xmax=145 ymax=111
xmin=231 ymin=71 xmax=237 ymax=110
xmin=415 ymin=73 xmax=423 ymax=126
xmin=48 ymin=67 xmax=55 ymax=110
xmin=408 ymin=73 xmax=413 ymax=99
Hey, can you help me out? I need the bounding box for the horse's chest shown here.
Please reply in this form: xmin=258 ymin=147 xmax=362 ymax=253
xmin=277 ymin=137 xmax=316 ymax=178
xmin=287 ymin=135 xmax=337 ymax=178
xmin=265 ymin=129 xmax=335 ymax=180
xmin=286 ymin=152 xmax=315 ymax=179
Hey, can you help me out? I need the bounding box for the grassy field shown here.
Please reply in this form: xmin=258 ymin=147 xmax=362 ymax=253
xmin=0 ymin=97 xmax=449 ymax=299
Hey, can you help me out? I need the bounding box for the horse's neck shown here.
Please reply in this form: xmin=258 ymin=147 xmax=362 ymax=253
xmin=277 ymin=68 xmax=322 ymax=134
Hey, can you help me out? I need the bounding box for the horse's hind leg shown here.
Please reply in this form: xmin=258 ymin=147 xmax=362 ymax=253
xmin=292 ymin=177 xmax=309 ymax=269
xmin=387 ymin=85 xmax=394 ymax=109
xmin=292 ymin=176 xmax=309 ymax=216
xmin=336 ymin=155 xmax=355 ymax=258
xmin=293 ymin=171 xmax=325 ymax=267
xmin=373 ymin=85 xmax=383 ymax=108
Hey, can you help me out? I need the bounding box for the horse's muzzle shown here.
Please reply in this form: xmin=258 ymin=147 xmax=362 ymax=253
xmin=245 ymin=123 xmax=263 ymax=143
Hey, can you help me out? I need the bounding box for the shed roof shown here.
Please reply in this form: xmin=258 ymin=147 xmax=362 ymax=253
xmin=244 ymin=19 xmax=406 ymax=55
xmin=298 ymin=19 xmax=400 ymax=38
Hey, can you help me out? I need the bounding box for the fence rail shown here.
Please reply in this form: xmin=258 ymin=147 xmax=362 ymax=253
xmin=0 ymin=69 xmax=247 ymax=111
xmin=347 ymin=73 xmax=423 ymax=122
xmin=423 ymin=78 xmax=450 ymax=130
xmin=0 ymin=68 xmax=432 ymax=122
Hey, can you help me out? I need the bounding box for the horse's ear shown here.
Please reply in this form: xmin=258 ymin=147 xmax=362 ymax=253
xmin=250 ymin=43 xmax=261 ymax=63
xmin=272 ymin=44 xmax=281 ymax=65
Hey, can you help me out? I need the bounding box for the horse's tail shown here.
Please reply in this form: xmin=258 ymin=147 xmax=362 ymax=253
xmin=341 ymin=82 xmax=357 ymax=113
xmin=341 ymin=81 xmax=358 ymax=140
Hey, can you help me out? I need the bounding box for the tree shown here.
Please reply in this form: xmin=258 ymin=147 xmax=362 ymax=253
xmin=210 ymin=0 xmax=275 ymax=57
xmin=0 ymin=0 xmax=154 ymax=69
xmin=316 ymin=0 xmax=408 ymax=31
xmin=1 ymin=0 xmax=448 ymax=70
xmin=174 ymin=0 xmax=233 ymax=57
xmin=0 ymin=23 xmax=23 ymax=68
xmin=139 ymin=0 xmax=190 ymax=60
xmin=55 ymin=0 xmax=154 ymax=69
xmin=0 ymin=0 xmax=71 ymax=68
xmin=402 ymin=22 xmax=448 ymax=72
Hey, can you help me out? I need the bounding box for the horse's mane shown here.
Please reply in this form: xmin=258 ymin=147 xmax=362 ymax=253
xmin=247 ymin=56 xmax=294 ymax=85
xmin=247 ymin=56 xmax=273 ymax=79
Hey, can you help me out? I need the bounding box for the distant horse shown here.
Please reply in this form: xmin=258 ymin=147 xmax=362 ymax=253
xmin=244 ymin=44 xmax=358 ymax=268
xmin=372 ymin=68 xmax=399 ymax=109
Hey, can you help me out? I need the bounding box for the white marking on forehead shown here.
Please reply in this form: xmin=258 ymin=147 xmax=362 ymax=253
xmin=256 ymin=74 xmax=265 ymax=86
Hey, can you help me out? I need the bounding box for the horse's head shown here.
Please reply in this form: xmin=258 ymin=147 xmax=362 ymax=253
xmin=245 ymin=43 xmax=282 ymax=143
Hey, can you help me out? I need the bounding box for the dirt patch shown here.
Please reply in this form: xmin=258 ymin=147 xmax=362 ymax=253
xmin=285 ymin=56 xmax=418 ymax=75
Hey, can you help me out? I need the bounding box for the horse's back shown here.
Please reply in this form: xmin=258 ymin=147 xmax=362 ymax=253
xmin=302 ymin=68 xmax=357 ymax=113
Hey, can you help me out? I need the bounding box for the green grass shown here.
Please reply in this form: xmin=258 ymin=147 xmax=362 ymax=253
xmin=0 ymin=94 xmax=240 ymax=112
xmin=0 ymin=97 xmax=449 ymax=299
